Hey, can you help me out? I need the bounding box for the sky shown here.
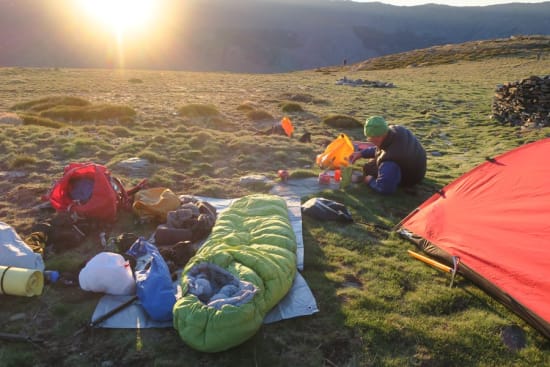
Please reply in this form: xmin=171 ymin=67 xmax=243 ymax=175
xmin=354 ymin=0 xmax=549 ymax=6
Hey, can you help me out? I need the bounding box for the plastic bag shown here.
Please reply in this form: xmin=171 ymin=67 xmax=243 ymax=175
xmin=316 ymin=133 xmax=354 ymax=169
xmin=78 ymin=252 xmax=136 ymax=295
xmin=127 ymin=238 xmax=176 ymax=321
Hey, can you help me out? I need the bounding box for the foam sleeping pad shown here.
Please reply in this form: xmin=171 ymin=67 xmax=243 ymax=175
xmin=173 ymin=194 xmax=297 ymax=352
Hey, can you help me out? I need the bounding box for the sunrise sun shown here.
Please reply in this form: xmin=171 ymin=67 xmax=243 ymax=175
xmin=76 ymin=0 xmax=157 ymax=38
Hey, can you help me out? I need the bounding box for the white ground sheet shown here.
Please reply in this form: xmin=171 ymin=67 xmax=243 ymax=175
xmin=92 ymin=188 xmax=321 ymax=328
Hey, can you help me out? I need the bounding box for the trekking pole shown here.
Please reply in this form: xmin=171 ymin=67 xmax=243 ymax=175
xmin=0 ymin=332 xmax=45 ymax=349
xmin=73 ymin=295 xmax=138 ymax=337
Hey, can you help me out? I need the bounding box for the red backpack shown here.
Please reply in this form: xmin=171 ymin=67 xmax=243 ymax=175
xmin=47 ymin=162 xmax=145 ymax=223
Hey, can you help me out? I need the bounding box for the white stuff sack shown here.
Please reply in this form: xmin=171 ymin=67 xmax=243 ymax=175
xmin=0 ymin=221 xmax=45 ymax=271
xmin=79 ymin=252 xmax=136 ymax=295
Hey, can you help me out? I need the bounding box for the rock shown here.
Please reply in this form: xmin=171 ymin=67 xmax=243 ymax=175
xmin=492 ymin=75 xmax=550 ymax=127
xmin=500 ymin=325 xmax=526 ymax=351
xmin=117 ymin=157 xmax=150 ymax=170
xmin=0 ymin=171 xmax=27 ymax=179
xmin=8 ymin=313 xmax=26 ymax=322
xmin=336 ymin=77 xmax=395 ymax=88
xmin=239 ymin=175 xmax=274 ymax=185
xmin=0 ymin=112 xmax=23 ymax=125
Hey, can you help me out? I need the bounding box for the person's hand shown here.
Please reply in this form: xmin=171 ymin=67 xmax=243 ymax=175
xmin=349 ymin=152 xmax=361 ymax=164
xmin=364 ymin=175 xmax=373 ymax=185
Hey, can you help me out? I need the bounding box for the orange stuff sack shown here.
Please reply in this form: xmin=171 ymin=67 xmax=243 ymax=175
xmin=316 ymin=133 xmax=354 ymax=169
xmin=281 ymin=116 xmax=294 ymax=137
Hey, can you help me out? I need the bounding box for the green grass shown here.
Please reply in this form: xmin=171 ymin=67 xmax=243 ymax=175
xmin=0 ymin=46 xmax=549 ymax=366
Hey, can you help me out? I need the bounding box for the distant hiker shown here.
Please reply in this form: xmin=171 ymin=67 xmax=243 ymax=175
xmin=343 ymin=58 xmax=347 ymax=66
xmin=349 ymin=116 xmax=426 ymax=194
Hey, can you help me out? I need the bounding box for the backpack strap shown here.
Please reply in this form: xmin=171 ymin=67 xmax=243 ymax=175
xmin=113 ymin=177 xmax=148 ymax=211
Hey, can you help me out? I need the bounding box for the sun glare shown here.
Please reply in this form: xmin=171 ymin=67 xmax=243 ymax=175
xmin=77 ymin=0 xmax=156 ymax=38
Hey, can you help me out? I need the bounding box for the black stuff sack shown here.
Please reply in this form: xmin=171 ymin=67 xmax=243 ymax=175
xmin=301 ymin=197 xmax=353 ymax=222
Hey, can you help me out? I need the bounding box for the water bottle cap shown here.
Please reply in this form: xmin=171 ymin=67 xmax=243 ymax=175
xmin=45 ymin=270 xmax=60 ymax=283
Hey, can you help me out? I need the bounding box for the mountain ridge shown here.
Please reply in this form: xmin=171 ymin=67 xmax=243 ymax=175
xmin=0 ymin=0 xmax=549 ymax=72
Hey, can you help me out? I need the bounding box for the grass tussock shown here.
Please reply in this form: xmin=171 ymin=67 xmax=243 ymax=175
xmin=178 ymin=103 xmax=220 ymax=118
xmin=39 ymin=104 xmax=136 ymax=122
xmin=246 ymin=109 xmax=274 ymax=121
xmin=8 ymin=154 xmax=37 ymax=169
xmin=12 ymin=96 xmax=135 ymax=125
xmin=138 ymin=149 xmax=169 ymax=164
xmin=18 ymin=113 xmax=65 ymax=128
xmin=280 ymin=101 xmax=304 ymax=113
xmin=11 ymin=95 xmax=90 ymax=112
xmin=322 ymin=114 xmax=362 ymax=128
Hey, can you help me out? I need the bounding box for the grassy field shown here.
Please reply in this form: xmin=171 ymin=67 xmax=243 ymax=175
xmin=1 ymin=46 xmax=550 ymax=366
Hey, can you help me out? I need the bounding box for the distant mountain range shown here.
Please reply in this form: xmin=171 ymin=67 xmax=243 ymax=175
xmin=1 ymin=0 xmax=549 ymax=73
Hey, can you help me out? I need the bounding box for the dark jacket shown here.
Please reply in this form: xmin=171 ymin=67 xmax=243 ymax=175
xmin=375 ymin=125 xmax=426 ymax=186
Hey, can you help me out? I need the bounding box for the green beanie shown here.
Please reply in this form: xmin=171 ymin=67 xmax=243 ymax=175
xmin=364 ymin=116 xmax=389 ymax=137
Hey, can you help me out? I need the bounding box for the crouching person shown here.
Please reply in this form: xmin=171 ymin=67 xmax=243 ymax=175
xmin=349 ymin=116 xmax=426 ymax=194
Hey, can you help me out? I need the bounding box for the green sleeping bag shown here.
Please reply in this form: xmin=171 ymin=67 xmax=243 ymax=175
xmin=173 ymin=194 xmax=297 ymax=352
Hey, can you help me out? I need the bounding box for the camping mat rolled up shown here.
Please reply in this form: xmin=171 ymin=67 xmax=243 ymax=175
xmin=0 ymin=265 xmax=44 ymax=297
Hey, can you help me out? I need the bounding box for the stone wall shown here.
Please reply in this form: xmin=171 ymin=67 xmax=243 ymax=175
xmin=492 ymin=75 xmax=550 ymax=127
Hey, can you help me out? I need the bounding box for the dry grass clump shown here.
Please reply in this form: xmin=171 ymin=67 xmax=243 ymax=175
xmin=8 ymin=154 xmax=37 ymax=169
xmin=246 ymin=109 xmax=274 ymax=121
xmin=40 ymin=104 xmax=136 ymax=122
xmin=177 ymin=104 xmax=234 ymax=129
xmin=18 ymin=113 xmax=65 ymax=128
xmin=178 ymin=103 xmax=220 ymax=118
xmin=138 ymin=150 xmax=169 ymax=164
xmin=280 ymin=101 xmax=304 ymax=113
xmin=11 ymin=96 xmax=90 ymax=112
xmin=322 ymin=114 xmax=362 ymax=128
xmin=11 ymin=96 xmax=135 ymax=125
xmin=237 ymin=101 xmax=259 ymax=111
xmin=110 ymin=126 xmax=134 ymax=137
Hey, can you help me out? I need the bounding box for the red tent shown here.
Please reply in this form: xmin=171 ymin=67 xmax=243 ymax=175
xmin=398 ymin=138 xmax=550 ymax=338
